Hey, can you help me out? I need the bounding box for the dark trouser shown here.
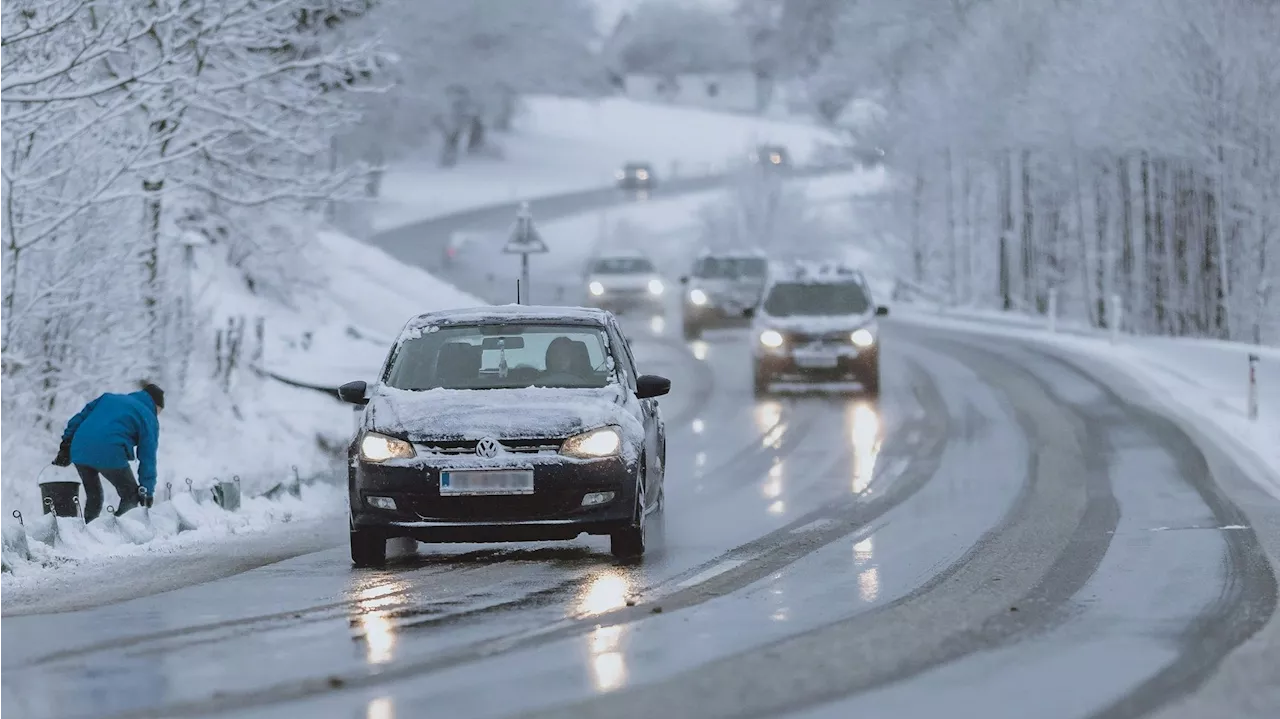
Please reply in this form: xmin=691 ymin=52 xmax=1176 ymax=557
xmin=74 ymin=464 xmax=140 ymax=522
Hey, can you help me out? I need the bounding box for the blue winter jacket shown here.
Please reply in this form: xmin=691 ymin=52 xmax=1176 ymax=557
xmin=62 ymin=391 xmax=160 ymax=495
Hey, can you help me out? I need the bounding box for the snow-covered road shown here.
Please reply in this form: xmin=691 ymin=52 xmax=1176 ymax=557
xmin=3 ymin=173 xmax=1277 ymax=719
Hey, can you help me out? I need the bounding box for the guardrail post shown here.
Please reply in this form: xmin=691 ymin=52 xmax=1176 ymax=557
xmin=1047 ymin=287 xmax=1058 ymax=333
xmin=1248 ymin=353 xmax=1260 ymax=421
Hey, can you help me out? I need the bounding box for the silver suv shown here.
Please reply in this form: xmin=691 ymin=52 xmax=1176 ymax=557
xmin=679 ymin=250 xmax=768 ymax=339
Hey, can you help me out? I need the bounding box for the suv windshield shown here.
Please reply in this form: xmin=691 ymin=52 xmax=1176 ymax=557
xmin=694 ymin=257 xmax=767 ymax=279
xmin=593 ymin=257 xmax=654 ymax=273
xmin=763 ymin=282 xmax=870 ymax=317
xmin=385 ymin=324 xmax=613 ymax=390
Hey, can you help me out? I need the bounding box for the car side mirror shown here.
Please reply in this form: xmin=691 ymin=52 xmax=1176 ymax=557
xmin=337 ymin=380 xmax=369 ymax=406
xmin=742 ymin=307 xmax=756 ymax=319
xmin=875 ymin=305 xmax=890 ymax=317
xmin=635 ymin=374 xmax=671 ymax=399
xmin=679 ymin=275 xmax=689 ymax=285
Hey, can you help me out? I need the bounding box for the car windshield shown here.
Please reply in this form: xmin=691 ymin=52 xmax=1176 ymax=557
xmin=694 ymin=257 xmax=767 ymax=279
xmin=593 ymin=257 xmax=654 ymax=273
xmin=624 ymin=164 xmax=650 ymax=173
xmin=384 ymin=324 xmax=613 ymax=390
xmin=763 ymin=282 xmax=870 ymax=317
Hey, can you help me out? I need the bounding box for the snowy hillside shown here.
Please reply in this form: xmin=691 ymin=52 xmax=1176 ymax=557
xmin=374 ymin=95 xmax=844 ymax=231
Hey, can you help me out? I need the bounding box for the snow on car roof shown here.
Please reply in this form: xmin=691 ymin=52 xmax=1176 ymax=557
xmin=770 ymin=260 xmax=867 ymax=285
xmin=401 ymin=305 xmax=611 ymax=335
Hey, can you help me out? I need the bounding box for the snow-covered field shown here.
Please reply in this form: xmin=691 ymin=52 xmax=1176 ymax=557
xmin=373 ymin=95 xmax=845 ymax=232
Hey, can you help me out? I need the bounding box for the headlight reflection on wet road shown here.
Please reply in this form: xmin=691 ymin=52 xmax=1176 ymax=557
xmin=366 ymin=696 xmax=395 ymax=719
xmin=848 ymin=401 xmax=882 ymax=494
xmin=587 ymin=624 xmax=629 ymax=692
xmin=576 ymin=570 xmax=633 ymax=616
xmin=352 ymin=582 xmax=407 ymax=666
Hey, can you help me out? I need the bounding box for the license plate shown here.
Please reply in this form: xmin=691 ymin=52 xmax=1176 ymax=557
xmin=440 ymin=470 xmax=534 ymax=496
xmin=794 ymin=353 xmax=839 ymax=368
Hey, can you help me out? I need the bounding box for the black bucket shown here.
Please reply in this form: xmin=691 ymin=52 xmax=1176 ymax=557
xmin=40 ymin=481 xmax=81 ymax=518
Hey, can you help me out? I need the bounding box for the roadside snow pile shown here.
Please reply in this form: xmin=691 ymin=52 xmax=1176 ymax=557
xmin=2 ymin=477 xmax=343 ymax=578
xmin=896 ymin=306 xmax=1280 ymax=498
xmin=374 ymin=95 xmax=845 ymax=231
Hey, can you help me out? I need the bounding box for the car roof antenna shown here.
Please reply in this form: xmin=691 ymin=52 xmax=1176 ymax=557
xmin=516 ymin=278 xmax=521 ymax=305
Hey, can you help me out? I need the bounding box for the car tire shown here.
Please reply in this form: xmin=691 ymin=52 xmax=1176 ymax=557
xmin=683 ymin=320 xmax=701 ymax=340
xmin=753 ymin=367 xmax=772 ymax=398
xmin=611 ymin=470 xmax=647 ymax=562
xmin=350 ymin=527 xmax=387 ymax=568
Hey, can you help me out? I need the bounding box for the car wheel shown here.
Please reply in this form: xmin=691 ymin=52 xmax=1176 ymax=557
xmin=683 ymin=321 xmax=701 ymax=340
xmin=753 ymin=367 xmax=772 ymax=398
xmin=350 ymin=527 xmax=387 ymax=568
xmin=611 ymin=469 xmax=646 ymax=562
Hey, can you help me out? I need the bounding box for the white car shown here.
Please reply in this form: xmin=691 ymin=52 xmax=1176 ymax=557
xmin=584 ymin=253 xmax=666 ymax=314
xmin=746 ymin=261 xmax=888 ymax=398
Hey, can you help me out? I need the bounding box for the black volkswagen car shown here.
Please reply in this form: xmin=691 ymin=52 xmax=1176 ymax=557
xmin=338 ymin=305 xmax=670 ymax=567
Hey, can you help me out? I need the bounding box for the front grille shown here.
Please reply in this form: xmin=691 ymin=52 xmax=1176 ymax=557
xmin=416 ymin=438 xmax=564 ymax=456
xmin=785 ymin=330 xmax=850 ymax=345
xmin=410 ymin=493 xmax=583 ymax=521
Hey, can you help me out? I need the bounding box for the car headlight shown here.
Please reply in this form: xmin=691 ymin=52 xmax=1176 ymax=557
xmin=615 ymin=170 xmax=626 ymax=180
xmin=648 ymin=278 xmax=664 ymax=295
xmin=360 ymin=432 xmax=415 ymax=462
xmin=689 ymin=288 xmax=708 ymax=306
xmin=561 ymin=427 xmax=621 ymax=458
xmin=850 ymin=329 xmax=876 ymax=348
xmin=636 ymin=170 xmax=649 ymax=180
xmin=589 ymin=281 xmax=605 ymax=296
xmin=759 ymin=329 xmax=784 ymax=348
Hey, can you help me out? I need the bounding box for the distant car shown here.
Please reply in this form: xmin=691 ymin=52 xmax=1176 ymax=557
xmin=584 ymin=253 xmax=666 ymax=314
xmin=747 ymin=262 xmax=888 ymax=399
xmin=680 ymin=250 xmax=769 ymax=339
xmin=750 ymin=145 xmax=791 ymax=169
xmin=852 ymin=145 xmax=886 ymax=167
xmin=339 ymin=305 xmax=671 ymax=566
xmin=616 ymin=162 xmax=655 ymax=190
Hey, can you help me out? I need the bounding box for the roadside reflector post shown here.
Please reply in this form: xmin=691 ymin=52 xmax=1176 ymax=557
xmin=1047 ymin=287 xmax=1058 ymax=333
xmin=1248 ymin=353 xmax=1260 ymax=421
xmin=1109 ymin=294 xmax=1122 ymax=344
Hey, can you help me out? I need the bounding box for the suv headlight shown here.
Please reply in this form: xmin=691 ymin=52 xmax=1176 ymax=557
xmin=689 ymin=288 xmax=708 ymax=306
xmin=648 ymin=278 xmax=664 ymax=295
xmin=360 ymin=432 xmax=415 ymax=462
xmin=589 ymin=281 xmax=605 ymax=296
xmin=759 ymin=329 xmax=784 ymax=348
xmin=561 ymin=427 xmax=621 ymax=458
xmin=850 ymin=329 xmax=876 ymax=348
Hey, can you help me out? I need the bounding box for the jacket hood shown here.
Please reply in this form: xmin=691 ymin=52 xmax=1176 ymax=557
xmin=366 ymin=385 xmax=636 ymax=442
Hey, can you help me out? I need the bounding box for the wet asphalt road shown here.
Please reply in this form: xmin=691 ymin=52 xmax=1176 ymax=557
xmin=2 ymin=178 xmax=1277 ymax=719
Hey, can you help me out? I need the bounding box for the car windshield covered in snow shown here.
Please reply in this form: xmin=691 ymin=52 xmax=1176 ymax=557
xmin=694 ymin=256 xmax=767 ymax=279
xmin=593 ymin=257 xmax=655 ymax=274
xmin=763 ymin=282 xmax=870 ymax=317
xmin=384 ymin=324 xmax=613 ymax=390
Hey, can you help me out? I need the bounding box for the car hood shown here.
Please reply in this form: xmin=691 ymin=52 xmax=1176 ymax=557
xmin=693 ymin=277 xmax=765 ymax=301
xmin=366 ymin=385 xmax=640 ymax=442
xmin=590 ymin=273 xmax=657 ymax=290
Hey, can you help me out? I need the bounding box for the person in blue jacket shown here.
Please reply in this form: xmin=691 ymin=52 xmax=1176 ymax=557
xmin=52 ymin=383 xmax=163 ymax=522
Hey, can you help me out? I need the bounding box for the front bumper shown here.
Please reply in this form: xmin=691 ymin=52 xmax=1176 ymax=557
xmin=350 ymin=455 xmax=637 ymax=542
xmin=684 ymin=303 xmax=751 ymax=327
xmin=755 ymin=346 xmax=879 ymax=379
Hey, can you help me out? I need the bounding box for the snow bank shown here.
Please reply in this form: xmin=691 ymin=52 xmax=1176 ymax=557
xmin=1 ymin=479 xmax=343 ymax=580
xmin=895 ymin=306 xmax=1280 ymax=499
xmin=374 ymin=95 xmax=845 ymax=231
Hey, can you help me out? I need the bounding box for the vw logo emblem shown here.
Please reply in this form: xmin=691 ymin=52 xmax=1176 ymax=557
xmin=475 ymin=437 xmax=501 ymax=458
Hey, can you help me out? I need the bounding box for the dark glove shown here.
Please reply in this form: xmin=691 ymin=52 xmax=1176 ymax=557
xmin=52 ymin=439 xmax=72 ymax=467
